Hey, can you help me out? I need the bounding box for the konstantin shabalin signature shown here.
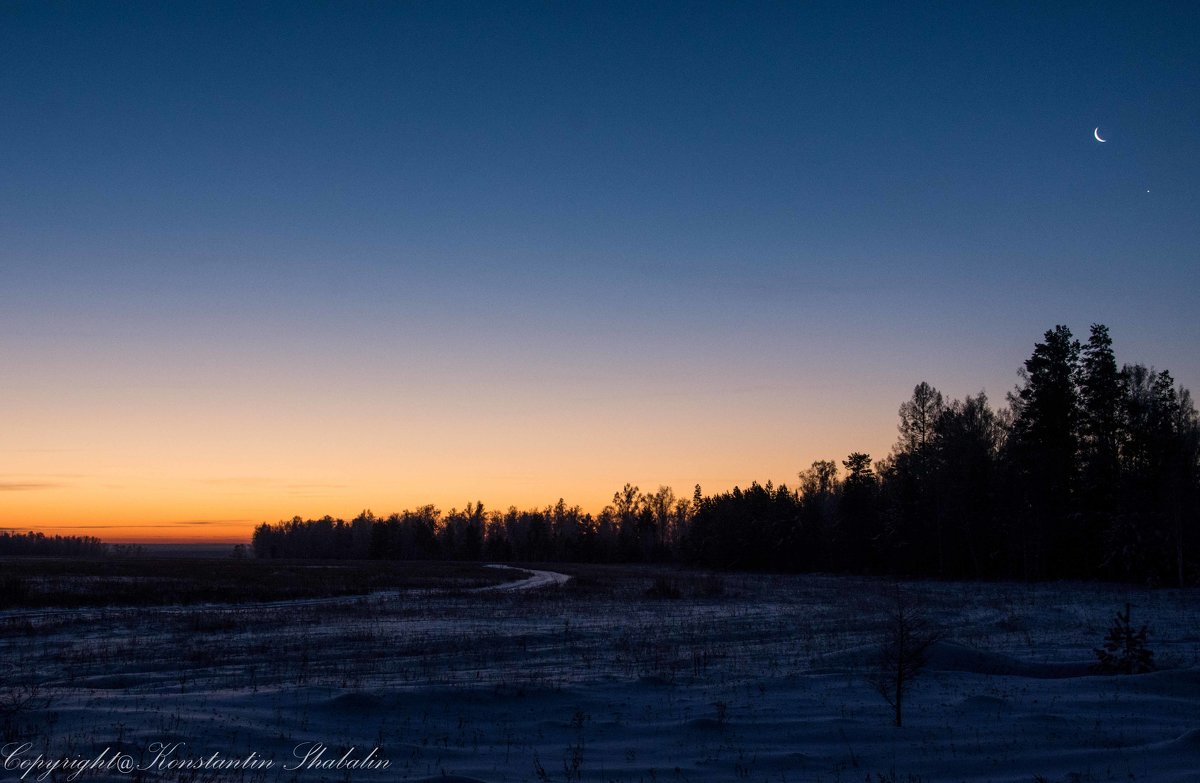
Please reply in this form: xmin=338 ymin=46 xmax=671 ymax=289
xmin=2 ymin=741 xmax=390 ymax=780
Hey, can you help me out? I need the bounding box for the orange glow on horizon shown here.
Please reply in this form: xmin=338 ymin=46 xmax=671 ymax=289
xmin=2 ymin=342 xmax=915 ymax=544
xmin=1 ymin=428 xmax=898 ymax=544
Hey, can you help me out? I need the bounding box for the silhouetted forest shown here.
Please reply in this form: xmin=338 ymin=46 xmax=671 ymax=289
xmin=0 ymin=531 xmax=108 ymax=557
xmin=252 ymin=325 xmax=1200 ymax=585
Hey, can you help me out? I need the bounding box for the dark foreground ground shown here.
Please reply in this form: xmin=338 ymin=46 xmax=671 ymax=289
xmin=1 ymin=562 xmax=1198 ymax=782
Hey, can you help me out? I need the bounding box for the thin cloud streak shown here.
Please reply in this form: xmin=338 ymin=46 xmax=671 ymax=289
xmin=198 ymin=477 xmax=276 ymax=486
xmin=176 ymin=519 xmax=255 ymax=526
xmin=0 ymin=482 xmax=66 ymax=491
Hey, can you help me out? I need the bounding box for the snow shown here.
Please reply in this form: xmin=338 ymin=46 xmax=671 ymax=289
xmin=1 ymin=570 xmax=1197 ymax=782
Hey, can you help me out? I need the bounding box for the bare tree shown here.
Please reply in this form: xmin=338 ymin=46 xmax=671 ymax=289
xmin=867 ymin=587 xmax=941 ymax=727
xmin=0 ymin=664 xmax=53 ymax=741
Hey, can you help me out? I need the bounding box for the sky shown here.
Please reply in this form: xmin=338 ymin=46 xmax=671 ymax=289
xmin=2 ymin=2 xmax=1198 ymax=542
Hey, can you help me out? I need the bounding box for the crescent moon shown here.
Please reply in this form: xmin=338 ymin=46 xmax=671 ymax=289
xmin=1094 ymin=127 xmax=1106 ymax=143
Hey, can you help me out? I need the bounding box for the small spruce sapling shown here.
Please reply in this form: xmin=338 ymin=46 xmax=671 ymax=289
xmin=1093 ymin=602 xmax=1156 ymax=674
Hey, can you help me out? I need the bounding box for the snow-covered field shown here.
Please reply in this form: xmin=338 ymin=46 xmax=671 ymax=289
xmin=2 ymin=566 xmax=1198 ymax=782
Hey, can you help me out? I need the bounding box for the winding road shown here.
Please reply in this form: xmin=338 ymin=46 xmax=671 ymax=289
xmin=481 ymin=564 xmax=572 ymax=591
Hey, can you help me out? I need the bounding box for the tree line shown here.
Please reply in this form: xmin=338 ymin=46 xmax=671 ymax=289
xmin=0 ymin=531 xmax=108 ymax=557
xmin=252 ymin=324 xmax=1200 ymax=585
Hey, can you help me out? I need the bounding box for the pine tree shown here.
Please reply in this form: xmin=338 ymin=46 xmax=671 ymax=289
xmin=1008 ymin=325 xmax=1082 ymax=577
xmin=1078 ymin=324 xmax=1123 ymax=573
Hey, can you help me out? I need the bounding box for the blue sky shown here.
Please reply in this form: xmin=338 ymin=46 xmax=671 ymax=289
xmin=1 ymin=2 xmax=1197 ymax=533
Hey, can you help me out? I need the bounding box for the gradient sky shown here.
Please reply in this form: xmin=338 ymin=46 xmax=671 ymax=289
xmin=3 ymin=2 xmax=1198 ymax=542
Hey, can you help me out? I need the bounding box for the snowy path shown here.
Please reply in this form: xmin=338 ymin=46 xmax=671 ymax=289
xmin=480 ymin=564 xmax=572 ymax=591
